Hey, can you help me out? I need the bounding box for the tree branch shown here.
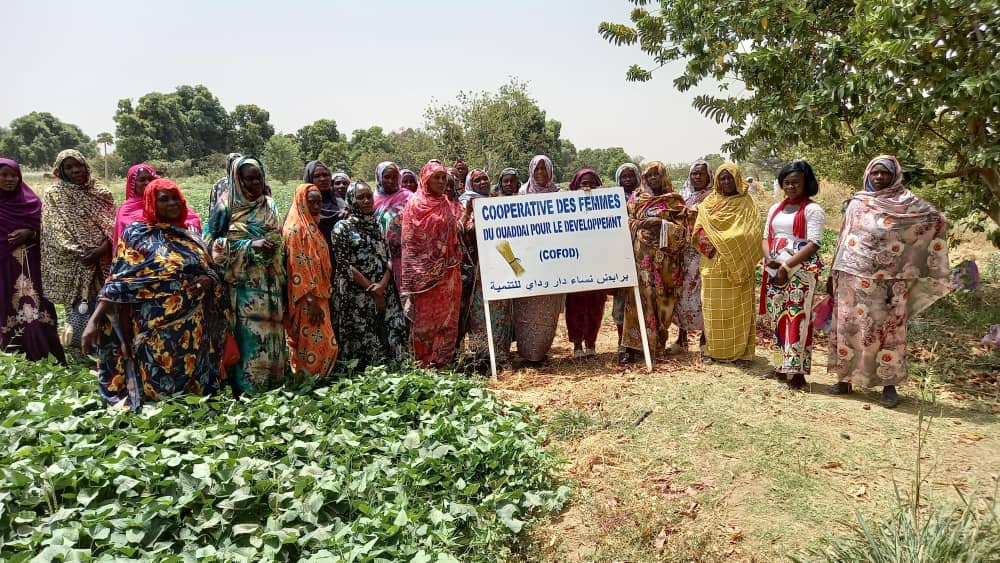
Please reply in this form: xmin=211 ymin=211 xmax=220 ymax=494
xmin=935 ymin=167 xmax=987 ymax=180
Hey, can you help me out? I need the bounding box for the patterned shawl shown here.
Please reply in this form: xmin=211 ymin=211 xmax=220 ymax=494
xmin=640 ymin=160 xmax=673 ymax=195
xmin=0 ymin=158 xmax=42 ymax=261
xmin=204 ymin=156 xmax=278 ymax=243
xmin=692 ymin=162 xmax=763 ymax=282
xmin=833 ymin=155 xmax=950 ymax=315
xmin=400 ymin=162 xmax=462 ymax=295
xmin=520 ymin=155 xmax=558 ymax=194
xmin=282 ymin=183 xmax=332 ymax=303
xmin=346 ymin=182 xmax=386 ymax=243
xmin=41 ymin=150 xmax=117 ymax=304
xmin=459 ymin=168 xmax=490 ymax=203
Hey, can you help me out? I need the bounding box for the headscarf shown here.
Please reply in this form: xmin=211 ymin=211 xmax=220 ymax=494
xmin=400 ymin=168 xmax=418 ymax=192
xmin=459 ymin=168 xmax=490 ymax=203
xmin=374 ymin=161 xmax=411 ymax=215
xmin=832 ymin=155 xmax=950 ymax=314
xmin=113 ymin=164 xmax=159 ymax=244
xmin=493 ymin=167 xmax=520 ymax=197
xmin=641 ymin=161 xmax=672 ymax=195
xmin=0 ymin=158 xmax=42 ymax=260
xmin=400 ymin=162 xmax=462 ymax=294
xmin=692 ymin=163 xmax=763 ymax=282
xmin=142 ymin=178 xmax=192 ymax=229
xmin=204 ymin=156 xmax=272 ymax=242
xmin=375 ymin=161 xmax=400 ymax=195
xmin=614 ymin=163 xmax=640 ymax=190
xmin=569 ymin=168 xmax=602 ymax=191
xmin=52 ymin=149 xmax=95 ymax=189
xmin=303 ymin=160 xmax=343 ymax=225
xmin=863 ymin=156 xmax=902 ymax=192
xmin=520 ymin=155 xmax=557 ymax=194
xmin=345 ymin=181 xmax=381 ymax=235
xmin=680 ymin=159 xmax=714 ymax=209
xmin=282 ymin=183 xmax=332 ymax=302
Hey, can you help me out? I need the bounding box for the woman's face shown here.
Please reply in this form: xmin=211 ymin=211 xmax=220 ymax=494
xmin=401 ymin=173 xmax=418 ymax=192
xmin=426 ymin=171 xmax=448 ymax=196
xmin=643 ymin=167 xmax=662 ymax=190
xmin=155 ymin=189 xmax=183 ymax=222
xmin=62 ymin=157 xmax=89 ymax=185
xmin=0 ymin=167 xmax=20 ymax=192
xmin=471 ymin=172 xmax=491 ymax=195
xmin=578 ymin=173 xmax=599 ymax=189
xmin=311 ymin=166 xmax=332 ymax=191
xmin=455 ymin=162 xmax=469 ymax=180
xmin=532 ymin=163 xmax=551 ymax=186
xmin=381 ymin=166 xmax=400 ymax=194
xmin=718 ymin=170 xmax=738 ymax=196
xmin=690 ymin=164 xmax=709 ymax=190
xmin=239 ymin=165 xmax=264 ymax=200
xmin=781 ymin=171 xmax=805 ymax=200
xmin=333 ymin=175 xmax=350 ymax=198
xmin=354 ymin=185 xmax=374 ymax=214
xmin=869 ymin=164 xmax=893 ymax=191
xmin=306 ymin=188 xmax=323 ymax=217
xmin=501 ymin=174 xmax=519 ymax=196
xmin=133 ymin=169 xmax=155 ymax=196
xmin=619 ymin=168 xmax=638 ymax=191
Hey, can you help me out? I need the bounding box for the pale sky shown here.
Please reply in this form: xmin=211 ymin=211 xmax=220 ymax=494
xmin=5 ymin=0 xmax=730 ymax=164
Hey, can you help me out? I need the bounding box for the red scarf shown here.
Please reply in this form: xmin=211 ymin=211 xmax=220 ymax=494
xmin=143 ymin=178 xmax=192 ymax=229
xmin=767 ymin=197 xmax=811 ymax=243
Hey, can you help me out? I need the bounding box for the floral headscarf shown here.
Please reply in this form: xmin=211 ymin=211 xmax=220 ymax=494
xmin=863 ymin=155 xmax=903 ymax=193
xmin=520 ymin=155 xmax=557 ymax=194
xmin=53 ymin=149 xmax=95 ymax=189
xmin=282 ymin=183 xmax=332 ymax=302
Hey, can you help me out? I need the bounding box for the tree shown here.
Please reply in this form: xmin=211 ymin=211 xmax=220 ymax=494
xmin=261 ymin=134 xmax=304 ymax=185
xmin=231 ymin=104 xmax=275 ymax=157
xmin=96 ymin=132 xmax=114 ymax=181
xmin=296 ymin=119 xmax=341 ymax=161
xmin=569 ymin=147 xmax=632 ymax=184
xmin=392 ymin=128 xmax=440 ymax=172
xmin=172 ymin=85 xmax=231 ymax=158
xmin=317 ymin=141 xmax=353 ymax=176
xmin=600 ymin=1 xmax=1000 ymax=243
xmin=0 ymin=112 xmax=96 ymax=168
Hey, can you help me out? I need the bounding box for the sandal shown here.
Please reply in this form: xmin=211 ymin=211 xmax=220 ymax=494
xmin=618 ymin=349 xmax=636 ymax=365
xmin=829 ymin=381 xmax=852 ymax=395
xmin=787 ymin=373 xmax=807 ymax=389
xmin=881 ymin=385 xmax=899 ymax=408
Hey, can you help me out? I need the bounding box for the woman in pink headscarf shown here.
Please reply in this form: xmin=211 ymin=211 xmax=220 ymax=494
xmin=400 ymin=162 xmax=463 ymax=367
xmin=113 ymin=163 xmax=201 ymax=248
xmin=374 ymin=161 xmax=412 ymax=289
xmin=564 ymin=168 xmax=609 ymax=357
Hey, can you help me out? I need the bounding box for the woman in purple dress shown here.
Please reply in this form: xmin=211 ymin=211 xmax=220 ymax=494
xmin=0 ymin=158 xmax=66 ymax=363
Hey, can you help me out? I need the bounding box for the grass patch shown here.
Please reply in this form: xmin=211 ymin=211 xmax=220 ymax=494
xmin=548 ymin=408 xmax=596 ymax=440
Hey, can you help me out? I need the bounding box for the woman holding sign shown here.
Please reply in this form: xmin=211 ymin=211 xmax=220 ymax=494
xmin=401 ymin=162 xmax=463 ymax=367
xmin=513 ymin=155 xmax=565 ymax=363
xmin=692 ymin=163 xmax=763 ymax=364
xmin=565 ymin=168 xmax=609 ymax=357
xmin=620 ymin=163 xmax=691 ymax=364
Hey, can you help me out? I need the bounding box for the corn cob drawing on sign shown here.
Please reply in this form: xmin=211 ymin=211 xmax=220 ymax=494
xmin=495 ymin=241 xmax=525 ymax=276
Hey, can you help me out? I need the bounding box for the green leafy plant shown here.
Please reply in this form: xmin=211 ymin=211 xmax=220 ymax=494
xmin=0 ymin=357 xmax=569 ymax=561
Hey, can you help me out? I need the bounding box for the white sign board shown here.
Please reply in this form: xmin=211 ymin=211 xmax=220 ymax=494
xmin=472 ymin=190 xmax=637 ymax=300
xmin=471 ymin=189 xmax=651 ymax=376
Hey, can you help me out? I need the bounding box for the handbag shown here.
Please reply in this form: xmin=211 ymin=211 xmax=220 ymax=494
xmin=222 ymin=332 xmax=240 ymax=367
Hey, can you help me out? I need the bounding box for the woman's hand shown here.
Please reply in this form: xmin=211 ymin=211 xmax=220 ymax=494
xmin=251 ymin=238 xmax=276 ymax=251
xmin=826 ymin=276 xmax=834 ymax=295
xmin=82 ymin=239 xmax=111 ymax=265
xmin=766 ymin=259 xmax=782 ymax=270
xmin=373 ymin=292 xmax=387 ymax=313
xmin=186 ymin=275 xmax=214 ymax=299
xmin=8 ymin=229 xmax=35 ymax=248
xmin=81 ymin=318 xmax=101 ymax=354
xmin=772 ymin=267 xmax=789 ymax=286
xmin=306 ymin=298 xmax=324 ymax=325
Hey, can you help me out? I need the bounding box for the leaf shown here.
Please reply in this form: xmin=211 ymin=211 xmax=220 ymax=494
xmin=232 ymin=524 xmax=258 ymax=536
xmin=191 ymin=463 xmax=211 ymax=480
xmin=496 ymin=504 xmax=524 ymax=533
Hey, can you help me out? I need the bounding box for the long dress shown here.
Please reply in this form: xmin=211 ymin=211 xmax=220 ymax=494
xmin=512 ymin=155 xmax=565 ymax=362
xmin=622 ymin=192 xmax=691 ymax=354
xmin=0 ymin=158 xmax=65 ymax=363
xmin=204 ymin=157 xmax=287 ymax=392
xmin=332 ymin=185 xmax=409 ymax=372
xmin=283 ymin=184 xmax=338 ymax=380
xmin=40 ymin=150 xmax=116 ymax=349
xmin=375 ymin=183 xmax=412 ymax=291
xmin=692 ymin=163 xmax=763 ymax=361
xmin=828 ymin=157 xmax=950 ymax=388
xmin=401 ymin=163 xmax=463 ymax=367
xmin=674 ymin=178 xmax=712 ymax=332
xmin=762 ymin=201 xmax=826 ymax=375
xmin=96 ymin=222 xmax=228 ymax=410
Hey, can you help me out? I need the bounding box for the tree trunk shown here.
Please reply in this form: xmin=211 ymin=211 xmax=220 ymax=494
xmin=103 ymin=143 xmax=109 ymax=182
xmin=980 ymin=167 xmax=1000 ymax=227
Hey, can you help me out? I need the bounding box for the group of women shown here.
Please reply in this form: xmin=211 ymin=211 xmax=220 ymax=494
xmin=0 ymin=148 xmax=950 ymax=410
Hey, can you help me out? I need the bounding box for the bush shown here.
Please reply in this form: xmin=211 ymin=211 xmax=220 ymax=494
xmin=0 ymin=356 xmax=568 ymax=561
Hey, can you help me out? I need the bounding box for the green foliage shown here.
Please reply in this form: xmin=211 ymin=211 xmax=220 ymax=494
xmin=0 ymin=358 xmax=568 ymax=561
xmin=317 ymin=141 xmax=353 ymax=176
xmin=296 ymin=119 xmax=342 ymax=162
xmin=347 ymin=127 xmax=398 ymax=181
xmin=0 ymin=112 xmax=96 ymax=168
xmin=548 ymin=408 xmax=595 ymax=440
xmin=568 ymin=147 xmax=635 ymax=183
xmin=114 ymin=85 xmax=231 ymax=167
xmin=262 ymin=135 xmax=306 ymax=185
xmin=601 ymin=1 xmax=1000 ymax=243
xmin=231 ymin=104 xmax=275 ymax=158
